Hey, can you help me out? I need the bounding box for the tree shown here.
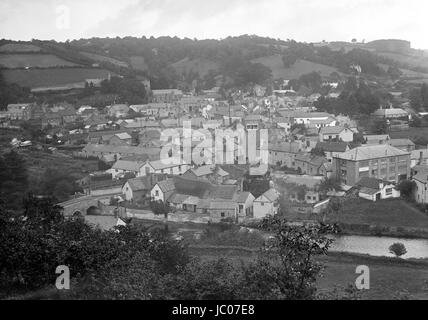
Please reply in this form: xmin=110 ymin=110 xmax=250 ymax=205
xmin=389 ymin=242 xmax=407 ymax=258
xmin=395 ymin=180 xmax=416 ymax=200
xmin=150 ymin=200 xmax=171 ymax=231
xmin=371 ymin=118 xmax=388 ymax=134
xmin=387 ymin=65 xmax=402 ymax=80
xmin=282 ymin=51 xmax=298 ymax=68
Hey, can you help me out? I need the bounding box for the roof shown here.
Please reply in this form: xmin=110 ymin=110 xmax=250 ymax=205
xmin=236 ymin=192 xmax=252 ymax=203
xmin=152 ymin=89 xmax=183 ymax=95
xmin=388 ymin=139 xmax=415 ymax=147
xmin=335 ymin=144 xmax=409 ymax=161
xmin=126 ymin=177 xmax=151 ymax=191
xmin=115 ymin=132 xmax=132 ymax=140
xmin=411 ymin=149 xmax=428 ymax=160
xmin=148 ymin=159 xmax=187 ymax=170
xmin=269 ymin=142 xmax=301 ymax=153
xmin=284 ymin=175 xmax=323 ymax=189
xmin=363 ymin=134 xmax=390 ymax=141
xmin=257 ymin=188 xmax=279 ymax=202
xmin=320 ymin=126 xmax=350 ymax=135
xmin=373 ymin=108 xmax=408 ymax=117
xmin=156 ymin=179 xmax=176 ymax=193
xmin=210 ymin=201 xmax=237 ymax=210
xmin=315 ymin=142 xmax=349 ymax=153
xmin=356 ymin=177 xmax=392 ymax=190
xmin=295 ymin=154 xmax=327 ymax=167
xmin=83 ymin=143 xmax=160 ymax=157
xmin=112 ymin=160 xmax=144 ymax=172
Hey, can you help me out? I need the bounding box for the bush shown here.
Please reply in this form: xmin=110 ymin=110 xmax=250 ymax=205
xmin=389 ymin=242 xmax=407 ymax=258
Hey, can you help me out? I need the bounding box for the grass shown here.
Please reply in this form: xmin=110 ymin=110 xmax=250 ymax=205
xmin=389 ymin=127 xmax=428 ymax=143
xmin=251 ymin=55 xmax=341 ymax=79
xmin=19 ymin=149 xmax=99 ymax=182
xmin=2 ymin=67 xmax=111 ymax=88
xmin=333 ymin=198 xmax=428 ymax=230
xmin=190 ymin=247 xmax=428 ymax=300
xmin=80 ymin=51 xmax=129 ymax=68
xmin=0 ymin=54 xmax=79 ymax=68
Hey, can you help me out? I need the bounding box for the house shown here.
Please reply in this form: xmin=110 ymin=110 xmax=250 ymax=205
xmin=314 ymin=142 xmax=350 ymax=162
xmin=275 ymin=117 xmax=292 ymax=134
xmin=80 ymin=144 xmax=160 ymax=162
xmin=151 ymin=179 xmax=177 ymax=202
xmin=293 ymin=154 xmax=329 ymax=176
xmin=152 ymin=89 xmax=183 ymax=103
xmin=109 ymin=132 xmax=133 ymax=146
xmin=355 ymin=177 xmax=400 ymax=202
xmin=410 ymin=149 xmax=428 ymax=168
xmin=236 ymin=192 xmax=255 ymax=218
xmin=387 ymin=139 xmax=415 ymax=152
xmin=140 ymin=159 xmax=192 ymax=176
xmin=284 ymin=175 xmax=323 ymax=205
xmin=107 ymin=104 xmax=130 ymax=118
xmin=108 ymin=159 xmax=146 ymax=179
xmin=253 ymin=188 xmax=280 ymax=219
xmin=332 ymin=144 xmax=411 ymax=186
xmin=5 ymin=103 xmax=33 ymax=120
xmin=182 ymin=165 xmax=230 ymax=184
xmin=373 ymin=107 xmax=409 ymax=119
xmin=319 ymin=126 xmax=355 ymax=143
xmin=412 ymin=166 xmax=428 ymax=204
xmin=122 ymin=176 xmax=153 ymax=202
xmin=364 ymin=134 xmax=390 ymax=145
xmin=268 ymin=142 xmax=302 ymax=167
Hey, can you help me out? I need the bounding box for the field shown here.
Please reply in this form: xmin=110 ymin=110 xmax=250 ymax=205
xmin=2 ymin=67 xmax=111 ymax=88
xmin=335 ymin=198 xmax=428 ymax=230
xmin=80 ymin=51 xmax=129 ymax=68
xmin=0 ymin=54 xmax=79 ymax=68
xmin=0 ymin=43 xmax=42 ymax=53
xmin=251 ymin=55 xmax=340 ymax=79
xmin=377 ymin=51 xmax=428 ymax=71
xmin=389 ymin=127 xmax=428 ymax=143
xmin=19 ymin=149 xmax=100 ymax=182
xmin=190 ymin=247 xmax=428 ymax=300
xmin=171 ymin=57 xmax=219 ymax=77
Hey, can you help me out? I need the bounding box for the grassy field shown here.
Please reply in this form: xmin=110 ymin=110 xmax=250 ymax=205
xmin=251 ymin=55 xmax=341 ymax=79
xmin=19 ymin=149 xmax=99 ymax=182
xmin=0 ymin=54 xmax=79 ymax=68
xmin=389 ymin=127 xmax=428 ymax=142
xmin=2 ymin=67 xmax=111 ymax=88
xmin=80 ymin=51 xmax=129 ymax=68
xmin=0 ymin=43 xmax=42 ymax=53
xmin=190 ymin=247 xmax=428 ymax=300
xmin=334 ymin=198 xmax=428 ymax=230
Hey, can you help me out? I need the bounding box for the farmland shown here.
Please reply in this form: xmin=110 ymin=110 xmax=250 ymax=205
xmin=2 ymin=67 xmax=111 ymax=88
xmin=0 ymin=43 xmax=42 ymax=53
xmin=80 ymin=51 xmax=129 ymax=68
xmin=0 ymin=53 xmax=80 ymax=68
xmin=252 ymin=55 xmax=341 ymax=79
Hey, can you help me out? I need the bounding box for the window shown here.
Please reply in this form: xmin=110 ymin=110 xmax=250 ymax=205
xmin=261 ymin=202 xmax=265 ymax=206
xmin=155 ymin=190 xmax=159 ymax=197
xmin=221 ymin=212 xmax=225 ymax=218
xmin=386 ymin=188 xmax=393 ymax=195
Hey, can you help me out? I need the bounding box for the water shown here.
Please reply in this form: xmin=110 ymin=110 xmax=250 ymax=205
xmin=330 ymin=235 xmax=428 ymax=259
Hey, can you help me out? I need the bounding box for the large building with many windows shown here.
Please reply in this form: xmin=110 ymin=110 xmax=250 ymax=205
xmin=332 ymin=144 xmax=410 ymax=186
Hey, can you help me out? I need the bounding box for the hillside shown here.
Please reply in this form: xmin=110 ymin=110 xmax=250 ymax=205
xmin=252 ymin=55 xmax=341 ymax=79
xmin=171 ymin=57 xmax=219 ymax=78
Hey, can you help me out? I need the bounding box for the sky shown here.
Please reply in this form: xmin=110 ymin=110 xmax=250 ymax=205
xmin=1 ymin=0 xmax=427 ymax=49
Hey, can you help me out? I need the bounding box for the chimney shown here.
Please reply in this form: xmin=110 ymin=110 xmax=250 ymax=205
xmin=419 ymin=151 xmax=424 ymax=165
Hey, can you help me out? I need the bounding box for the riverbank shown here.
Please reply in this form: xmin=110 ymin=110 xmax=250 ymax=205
xmin=189 ymin=245 xmax=428 ymax=300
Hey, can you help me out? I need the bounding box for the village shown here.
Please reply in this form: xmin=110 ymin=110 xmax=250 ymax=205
xmin=2 ymin=80 xmax=428 ymax=241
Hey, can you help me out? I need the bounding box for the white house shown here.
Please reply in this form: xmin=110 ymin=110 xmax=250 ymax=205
xmin=319 ymin=126 xmax=355 ymax=143
xmin=253 ymin=188 xmax=280 ymax=219
xmin=140 ymin=159 xmax=192 ymax=176
xmin=150 ymin=179 xmax=176 ymax=202
xmin=356 ymin=177 xmax=400 ymax=202
xmin=236 ymin=192 xmax=255 ymax=219
xmin=107 ymin=159 xmax=145 ymax=179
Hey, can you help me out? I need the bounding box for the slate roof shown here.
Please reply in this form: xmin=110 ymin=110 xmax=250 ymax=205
xmin=315 ymin=142 xmax=349 ymax=153
xmin=335 ymin=144 xmax=409 ymax=161
xmin=126 ymin=177 xmax=151 ymax=191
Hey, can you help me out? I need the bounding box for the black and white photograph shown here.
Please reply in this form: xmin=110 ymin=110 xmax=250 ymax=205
xmin=1 ymin=0 xmax=428 ymax=307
